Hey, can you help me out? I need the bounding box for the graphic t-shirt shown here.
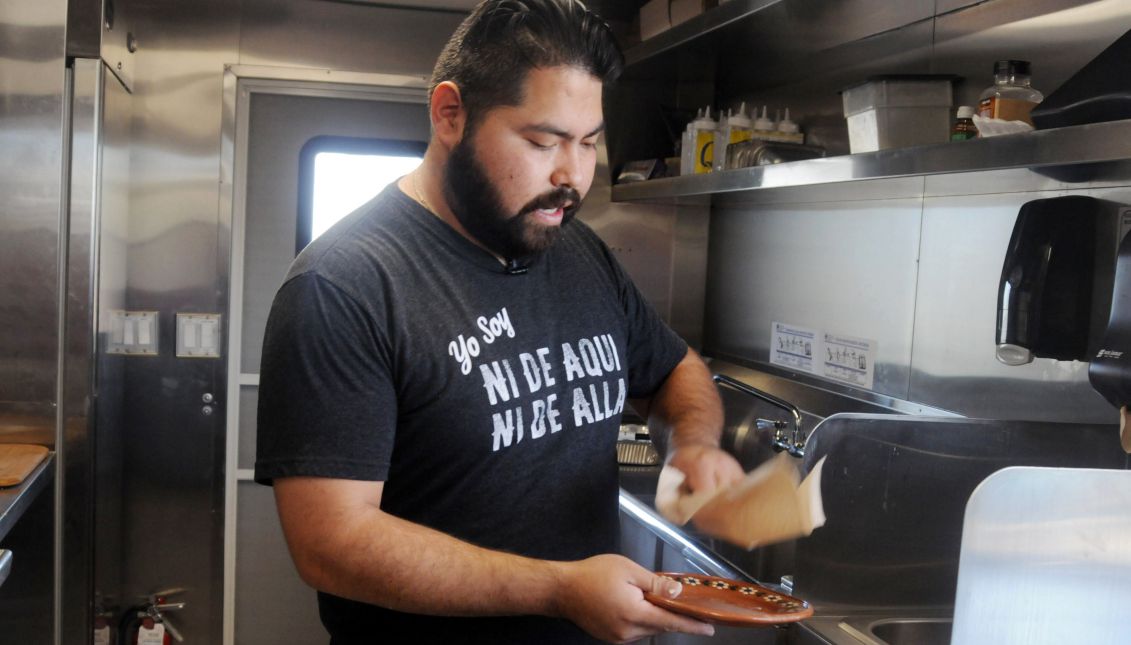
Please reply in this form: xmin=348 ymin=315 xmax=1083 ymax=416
xmin=255 ymin=184 xmax=688 ymax=644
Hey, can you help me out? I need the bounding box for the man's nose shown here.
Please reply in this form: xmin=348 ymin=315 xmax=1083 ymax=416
xmin=551 ymin=144 xmax=586 ymax=189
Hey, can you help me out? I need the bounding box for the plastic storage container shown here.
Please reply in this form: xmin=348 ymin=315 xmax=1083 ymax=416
xmin=842 ymin=75 xmax=955 ymax=153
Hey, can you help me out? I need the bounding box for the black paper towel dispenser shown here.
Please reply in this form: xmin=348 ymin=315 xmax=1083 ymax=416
xmin=996 ymin=196 xmax=1121 ymax=365
xmin=1089 ymin=231 xmax=1131 ymax=410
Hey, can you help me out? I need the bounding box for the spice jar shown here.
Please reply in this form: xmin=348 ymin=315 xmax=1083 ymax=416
xmin=951 ymin=106 xmax=978 ymax=141
xmin=977 ymin=60 xmax=1044 ymax=125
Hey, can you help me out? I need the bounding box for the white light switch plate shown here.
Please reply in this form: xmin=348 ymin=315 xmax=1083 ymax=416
xmin=108 ymin=311 xmax=159 ymax=355
xmin=176 ymin=313 xmax=222 ymax=358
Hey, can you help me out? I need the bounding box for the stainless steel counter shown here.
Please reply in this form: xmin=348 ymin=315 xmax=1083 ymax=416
xmin=800 ymin=614 xmax=952 ymax=645
xmin=951 ymin=467 xmax=1131 ymax=645
xmin=0 ymin=453 xmax=54 ymax=544
xmin=0 ymin=451 xmax=55 ymax=639
xmin=615 ymin=361 xmax=916 ymax=644
xmin=617 ymin=360 xmax=1128 ymax=645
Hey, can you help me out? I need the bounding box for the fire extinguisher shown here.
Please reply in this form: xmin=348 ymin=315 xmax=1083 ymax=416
xmin=134 ymin=617 xmax=171 ymax=645
xmin=93 ymin=596 xmax=115 ymax=645
xmin=93 ymin=615 xmax=112 ymax=645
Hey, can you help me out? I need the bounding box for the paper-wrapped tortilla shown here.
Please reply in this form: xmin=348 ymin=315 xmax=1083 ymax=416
xmin=655 ymin=453 xmax=827 ymax=550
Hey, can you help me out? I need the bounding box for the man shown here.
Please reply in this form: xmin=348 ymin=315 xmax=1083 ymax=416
xmin=255 ymin=1 xmax=744 ymax=642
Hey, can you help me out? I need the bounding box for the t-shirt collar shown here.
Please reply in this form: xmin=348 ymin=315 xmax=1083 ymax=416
xmin=390 ymin=183 xmax=544 ymax=275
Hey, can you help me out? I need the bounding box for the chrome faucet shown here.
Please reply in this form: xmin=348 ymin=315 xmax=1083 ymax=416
xmin=713 ymin=374 xmax=806 ymax=458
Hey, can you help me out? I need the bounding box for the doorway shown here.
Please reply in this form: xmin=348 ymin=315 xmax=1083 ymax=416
xmin=224 ymin=71 xmax=429 ymax=645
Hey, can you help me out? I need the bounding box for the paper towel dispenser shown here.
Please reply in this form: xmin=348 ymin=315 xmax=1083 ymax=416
xmin=1089 ymin=231 xmax=1131 ymax=410
xmin=996 ymin=196 xmax=1121 ymax=365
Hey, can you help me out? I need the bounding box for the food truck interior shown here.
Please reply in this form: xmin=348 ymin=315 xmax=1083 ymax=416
xmin=3 ymin=0 xmax=1131 ymax=643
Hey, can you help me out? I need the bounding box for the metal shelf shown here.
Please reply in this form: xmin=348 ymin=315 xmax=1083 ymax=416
xmin=624 ymin=0 xmax=784 ymax=67
xmin=611 ymin=119 xmax=1131 ymax=203
xmin=0 ymin=453 xmax=53 ymax=543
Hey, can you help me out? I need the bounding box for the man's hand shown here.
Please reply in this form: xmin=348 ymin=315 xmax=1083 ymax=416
xmin=553 ymin=554 xmax=715 ymax=643
xmin=635 ymin=349 xmax=743 ymax=498
xmin=666 ymin=443 xmax=745 ymax=496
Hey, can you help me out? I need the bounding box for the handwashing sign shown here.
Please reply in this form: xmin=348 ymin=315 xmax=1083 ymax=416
xmin=821 ymin=332 xmax=875 ymax=390
xmin=770 ymin=322 xmax=817 ymax=373
xmin=771 ymin=322 xmax=877 ymax=390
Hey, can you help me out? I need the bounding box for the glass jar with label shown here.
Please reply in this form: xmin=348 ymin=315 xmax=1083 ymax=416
xmin=977 ymin=60 xmax=1044 ymax=125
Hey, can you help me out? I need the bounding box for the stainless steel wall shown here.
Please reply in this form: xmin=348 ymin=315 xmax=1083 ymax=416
xmin=910 ymin=177 xmax=1131 ymax=422
xmin=76 ymin=59 xmax=134 ymax=645
xmin=692 ymin=0 xmax=1131 ymax=424
xmin=0 ymin=2 xmax=67 ymax=643
xmin=110 ymin=2 xmax=239 ymax=642
xmin=63 ymin=58 xmax=102 ymax=645
xmin=707 ymin=181 xmax=926 ymax=398
xmin=0 ymin=0 xmax=68 ymax=444
xmin=114 ymin=1 xmax=465 ymax=642
xmin=579 ymin=148 xmax=703 ymax=343
xmin=705 ymin=170 xmax=1131 ymax=424
xmin=239 ymin=0 xmax=463 ymax=75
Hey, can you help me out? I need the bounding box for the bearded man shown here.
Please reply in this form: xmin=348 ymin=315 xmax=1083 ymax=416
xmin=256 ymin=1 xmax=744 ymax=642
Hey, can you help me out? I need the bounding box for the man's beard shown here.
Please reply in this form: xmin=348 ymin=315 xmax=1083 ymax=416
xmin=442 ymin=136 xmax=582 ymax=260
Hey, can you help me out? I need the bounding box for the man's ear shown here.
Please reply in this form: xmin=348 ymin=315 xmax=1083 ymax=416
xmin=430 ymin=81 xmax=467 ymax=149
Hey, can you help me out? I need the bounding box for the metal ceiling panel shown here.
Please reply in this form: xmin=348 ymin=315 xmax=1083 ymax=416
xmin=317 ymin=0 xmax=480 ymax=11
xmin=315 ymin=0 xmax=644 ymax=22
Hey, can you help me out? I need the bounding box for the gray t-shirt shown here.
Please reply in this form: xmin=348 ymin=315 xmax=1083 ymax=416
xmin=255 ymin=184 xmax=687 ymax=643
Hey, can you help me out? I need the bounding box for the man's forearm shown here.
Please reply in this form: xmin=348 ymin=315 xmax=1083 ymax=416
xmin=277 ymin=481 xmax=562 ymax=617
xmin=641 ymin=348 xmax=724 ymax=450
xmin=274 ymin=478 xmax=717 ymax=643
xmin=636 ymin=349 xmax=743 ymax=495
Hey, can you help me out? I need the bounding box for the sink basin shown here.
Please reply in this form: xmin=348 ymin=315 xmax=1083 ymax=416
xmin=870 ymin=618 xmax=952 ymax=644
xmin=838 ymin=617 xmax=953 ymax=645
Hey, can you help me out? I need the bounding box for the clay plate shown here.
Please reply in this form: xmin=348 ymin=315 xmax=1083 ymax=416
xmin=643 ymin=572 xmax=813 ymax=627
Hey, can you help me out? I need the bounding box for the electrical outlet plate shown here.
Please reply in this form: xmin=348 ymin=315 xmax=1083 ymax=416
xmin=176 ymin=313 xmax=222 ymax=358
xmin=108 ymin=310 xmax=159 ymax=356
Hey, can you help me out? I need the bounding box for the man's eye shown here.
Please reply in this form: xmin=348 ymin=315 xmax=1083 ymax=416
xmin=582 ymin=140 xmax=599 ymax=149
xmin=529 ymin=140 xmax=554 ymax=150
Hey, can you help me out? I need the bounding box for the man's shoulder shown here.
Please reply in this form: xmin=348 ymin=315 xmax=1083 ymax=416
xmin=286 ymin=184 xmax=425 ymax=284
xmin=554 ymin=217 xmax=617 ymax=272
xmin=561 ymin=216 xmax=600 ymax=243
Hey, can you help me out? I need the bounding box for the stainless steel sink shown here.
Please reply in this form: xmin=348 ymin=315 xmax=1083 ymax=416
xmin=838 ymin=617 xmax=953 ymax=645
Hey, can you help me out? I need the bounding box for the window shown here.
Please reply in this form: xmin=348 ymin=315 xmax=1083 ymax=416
xmin=296 ymin=135 xmax=427 ymax=253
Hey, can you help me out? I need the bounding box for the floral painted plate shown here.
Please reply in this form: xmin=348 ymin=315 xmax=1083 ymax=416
xmin=644 ymin=572 xmax=813 ymax=626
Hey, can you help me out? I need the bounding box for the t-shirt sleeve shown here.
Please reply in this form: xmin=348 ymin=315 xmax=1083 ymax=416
xmin=254 ymin=272 xmax=396 ymax=485
xmin=595 ymin=237 xmax=688 ymax=399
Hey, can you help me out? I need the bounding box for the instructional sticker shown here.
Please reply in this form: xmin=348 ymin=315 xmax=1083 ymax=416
xmin=770 ymin=322 xmax=817 ymax=374
xmin=821 ymin=332 xmax=876 ymax=390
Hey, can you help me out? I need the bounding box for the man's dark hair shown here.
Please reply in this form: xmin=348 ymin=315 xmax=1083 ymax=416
xmin=431 ymin=0 xmax=624 ymax=128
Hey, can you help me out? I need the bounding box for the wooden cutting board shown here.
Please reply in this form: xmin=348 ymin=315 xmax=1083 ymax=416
xmin=0 ymin=444 xmax=49 ymax=487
